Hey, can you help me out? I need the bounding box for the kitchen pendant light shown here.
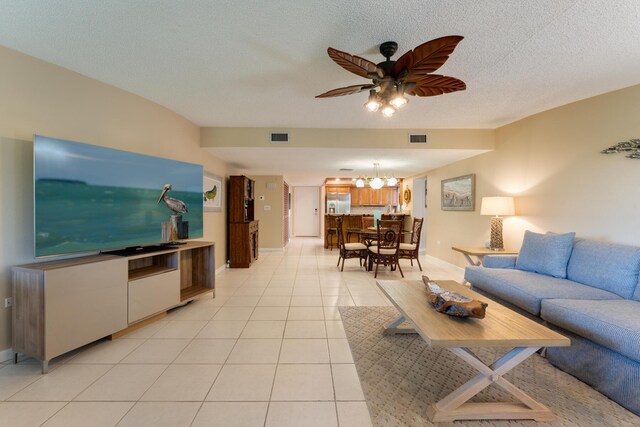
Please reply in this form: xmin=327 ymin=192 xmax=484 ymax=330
xmin=369 ymin=163 xmax=384 ymax=189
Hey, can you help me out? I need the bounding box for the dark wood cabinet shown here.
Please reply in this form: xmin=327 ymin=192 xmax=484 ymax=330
xmin=229 ymin=176 xmax=259 ymax=268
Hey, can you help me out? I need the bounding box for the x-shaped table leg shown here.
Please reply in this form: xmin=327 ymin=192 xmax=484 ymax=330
xmin=426 ymin=346 xmax=556 ymax=422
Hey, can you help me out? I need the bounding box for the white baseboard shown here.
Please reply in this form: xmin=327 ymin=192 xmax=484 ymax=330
xmin=424 ymin=254 xmax=465 ymax=274
xmin=215 ymin=264 xmax=227 ymax=274
xmin=0 ymin=348 xmax=13 ymax=363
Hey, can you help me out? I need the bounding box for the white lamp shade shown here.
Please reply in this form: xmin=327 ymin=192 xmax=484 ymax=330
xmin=480 ymin=196 xmax=515 ymax=216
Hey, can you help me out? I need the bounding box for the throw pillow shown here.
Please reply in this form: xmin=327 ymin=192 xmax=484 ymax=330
xmin=515 ymin=230 xmax=576 ymax=278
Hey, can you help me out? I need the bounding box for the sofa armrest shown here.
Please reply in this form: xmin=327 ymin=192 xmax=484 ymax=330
xmin=482 ymin=255 xmax=517 ymax=269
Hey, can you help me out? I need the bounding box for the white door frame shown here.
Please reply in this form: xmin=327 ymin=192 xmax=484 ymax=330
xmin=412 ymin=176 xmax=427 ymax=252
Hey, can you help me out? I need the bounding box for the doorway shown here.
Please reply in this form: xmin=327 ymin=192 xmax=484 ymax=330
xmin=293 ymin=186 xmax=320 ymax=236
xmin=412 ymin=177 xmax=428 ymax=252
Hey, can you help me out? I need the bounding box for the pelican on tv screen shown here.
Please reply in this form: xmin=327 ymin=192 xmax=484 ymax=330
xmin=34 ymin=135 xmax=203 ymax=257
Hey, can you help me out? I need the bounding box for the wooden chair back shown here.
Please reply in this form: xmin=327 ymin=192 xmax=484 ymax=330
xmin=326 ymin=215 xmax=339 ymax=230
xmin=362 ymin=216 xmax=374 ymax=228
xmin=346 ymin=214 xmax=363 ymax=229
xmin=411 ymin=218 xmax=424 ymax=246
xmin=335 ymin=216 xmax=345 ymax=248
xmin=376 ymin=220 xmax=402 ymax=250
xmin=382 ymin=214 xmax=404 ymax=221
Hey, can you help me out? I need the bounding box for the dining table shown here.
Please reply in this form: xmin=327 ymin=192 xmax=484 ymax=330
xmin=350 ymin=227 xmax=413 ymax=271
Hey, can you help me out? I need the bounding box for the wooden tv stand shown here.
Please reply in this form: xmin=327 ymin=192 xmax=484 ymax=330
xmin=12 ymin=241 xmax=215 ymax=373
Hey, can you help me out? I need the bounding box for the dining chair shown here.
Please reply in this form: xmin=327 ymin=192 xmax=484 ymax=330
xmin=335 ymin=216 xmax=367 ymax=271
xmin=367 ymin=219 xmax=404 ymax=278
xmin=398 ymin=217 xmax=424 ymax=271
xmin=346 ymin=214 xmax=363 ymax=243
xmin=325 ymin=214 xmax=341 ymax=250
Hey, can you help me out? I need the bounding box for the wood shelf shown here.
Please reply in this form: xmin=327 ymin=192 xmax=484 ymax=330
xmin=128 ymin=265 xmax=177 ymax=281
xmin=180 ymin=285 xmax=211 ymax=301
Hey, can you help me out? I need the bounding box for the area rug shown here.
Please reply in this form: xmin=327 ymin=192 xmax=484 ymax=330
xmin=338 ymin=306 xmax=638 ymax=427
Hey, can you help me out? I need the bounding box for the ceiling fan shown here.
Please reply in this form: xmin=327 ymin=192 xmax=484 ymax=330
xmin=316 ymin=36 xmax=466 ymax=117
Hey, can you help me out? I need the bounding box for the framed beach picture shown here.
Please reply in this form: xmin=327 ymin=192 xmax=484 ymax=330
xmin=203 ymin=172 xmax=223 ymax=212
xmin=441 ymin=174 xmax=475 ymax=211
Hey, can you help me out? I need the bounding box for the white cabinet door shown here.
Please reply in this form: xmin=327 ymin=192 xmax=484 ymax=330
xmin=45 ymin=258 xmax=128 ymax=359
xmin=128 ymin=270 xmax=180 ymax=323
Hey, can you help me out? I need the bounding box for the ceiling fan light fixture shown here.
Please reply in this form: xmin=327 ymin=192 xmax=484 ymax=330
xmin=381 ymin=104 xmax=396 ymax=118
xmin=364 ymin=90 xmax=381 ymax=112
xmin=317 ymin=36 xmax=466 ymax=119
xmin=390 ymin=93 xmax=408 ymax=109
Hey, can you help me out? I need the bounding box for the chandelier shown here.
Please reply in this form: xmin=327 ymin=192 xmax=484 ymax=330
xmin=356 ymin=163 xmax=398 ymax=189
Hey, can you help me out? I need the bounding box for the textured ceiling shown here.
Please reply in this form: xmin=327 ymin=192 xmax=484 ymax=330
xmin=1 ymin=1 xmax=640 ymax=129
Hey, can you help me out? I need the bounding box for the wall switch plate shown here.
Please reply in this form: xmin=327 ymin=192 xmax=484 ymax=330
xmin=4 ymin=297 xmax=12 ymax=308
xmin=264 ymin=205 xmax=271 ymax=211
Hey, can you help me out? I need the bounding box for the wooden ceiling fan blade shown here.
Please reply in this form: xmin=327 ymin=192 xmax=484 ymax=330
xmin=404 ymin=75 xmax=466 ymax=97
xmin=315 ymin=84 xmax=376 ymax=98
xmin=327 ymin=47 xmax=384 ymax=79
xmin=393 ymin=35 xmax=464 ymax=78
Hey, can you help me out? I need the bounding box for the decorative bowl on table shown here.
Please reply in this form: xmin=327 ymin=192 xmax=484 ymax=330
xmin=422 ymin=276 xmax=488 ymax=319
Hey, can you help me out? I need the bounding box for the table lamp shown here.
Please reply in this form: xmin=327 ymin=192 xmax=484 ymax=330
xmin=480 ymin=196 xmax=515 ymax=251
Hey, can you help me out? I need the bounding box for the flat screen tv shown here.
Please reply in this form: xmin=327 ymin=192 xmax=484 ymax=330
xmin=34 ymin=135 xmax=203 ymax=257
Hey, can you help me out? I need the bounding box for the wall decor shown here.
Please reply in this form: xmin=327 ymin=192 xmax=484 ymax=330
xmin=403 ymin=188 xmax=412 ymax=204
xmin=203 ymin=172 xmax=223 ymax=212
xmin=441 ymin=174 xmax=475 ymax=211
xmin=601 ymin=138 xmax=640 ymax=159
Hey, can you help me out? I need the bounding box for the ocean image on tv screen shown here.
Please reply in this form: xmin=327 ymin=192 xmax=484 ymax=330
xmin=35 ymin=135 xmax=203 ymax=257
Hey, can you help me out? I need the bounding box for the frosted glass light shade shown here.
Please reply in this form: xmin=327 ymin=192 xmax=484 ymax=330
xmin=480 ymin=197 xmax=515 ymax=216
xmin=370 ymin=177 xmax=384 ymax=189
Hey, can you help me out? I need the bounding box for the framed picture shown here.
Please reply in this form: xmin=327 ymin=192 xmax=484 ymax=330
xmin=441 ymin=174 xmax=475 ymax=211
xmin=203 ymin=172 xmax=223 ymax=212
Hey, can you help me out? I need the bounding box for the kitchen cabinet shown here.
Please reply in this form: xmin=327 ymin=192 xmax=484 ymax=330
xmin=326 ymin=185 xmax=350 ymax=194
xmin=350 ymin=186 xmax=399 ymax=206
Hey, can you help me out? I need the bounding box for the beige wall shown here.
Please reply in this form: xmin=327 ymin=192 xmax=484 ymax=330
xmin=0 ymin=45 xmax=230 ymax=353
xmin=424 ymin=84 xmax=640 ymax=268
xmin=250 ymin=176 xmax=285 ymax=250
xmin=201 ymin=127 xmax=494 ymax=150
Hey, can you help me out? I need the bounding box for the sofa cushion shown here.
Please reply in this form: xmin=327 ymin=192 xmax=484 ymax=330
xmin=465 ymin=266 xmax=622 ymax=316
xmin=515 ymin=230 xmax=575 ymax=278
xmin=483 ymin=255 xmax=517 ymax=269
xmin=541 ymin=299 xmax=640 ymax=363
xmin=567 ymin=239 xmax=640 ymax=299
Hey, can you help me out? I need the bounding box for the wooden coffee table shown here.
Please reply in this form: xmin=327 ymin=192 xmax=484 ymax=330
xmin=376 ymin=279 xmax=570 ymax=423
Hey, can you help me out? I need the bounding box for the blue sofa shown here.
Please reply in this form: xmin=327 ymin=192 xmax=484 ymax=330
xmin=464 ymin=235 xmax=640 ymax=415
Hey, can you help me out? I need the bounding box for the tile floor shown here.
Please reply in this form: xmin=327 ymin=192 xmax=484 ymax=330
xmin=0 ymin=237 xmax=464 ymax=427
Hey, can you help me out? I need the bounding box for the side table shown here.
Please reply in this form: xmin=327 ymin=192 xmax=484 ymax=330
xmin=452 ymin=246 xmax=518 ymax=266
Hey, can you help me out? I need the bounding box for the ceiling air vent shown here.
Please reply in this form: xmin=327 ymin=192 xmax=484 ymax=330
xmin=408 ymin=133 xmax=428 ymax=144
xmin=270 ymin=132 xmax=290 ymax=144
